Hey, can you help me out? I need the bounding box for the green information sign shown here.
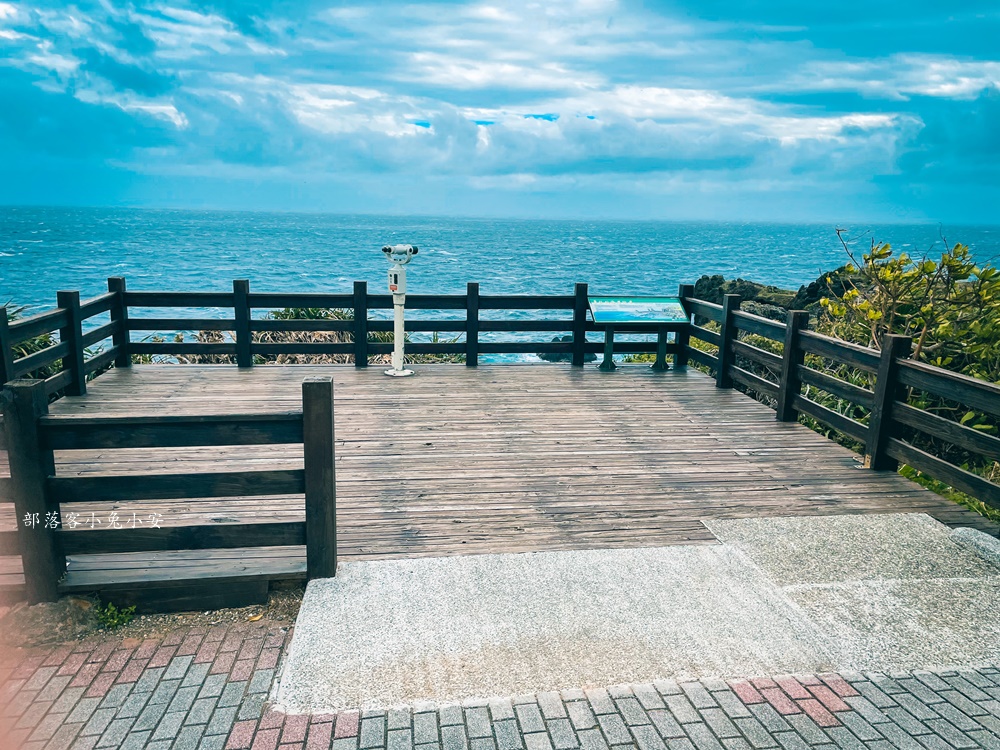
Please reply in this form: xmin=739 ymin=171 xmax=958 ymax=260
xmin=588 ymin=296 xmax=689 ymax=325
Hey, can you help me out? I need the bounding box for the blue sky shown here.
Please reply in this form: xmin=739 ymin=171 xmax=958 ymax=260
xmin=1 ymin=0 xmax=998 ymax=221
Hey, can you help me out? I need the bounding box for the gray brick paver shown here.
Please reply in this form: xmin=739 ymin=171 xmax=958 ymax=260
xmin=617 ymin=698 xmax=652 ymax=726
xmin=361 ymin=716 xmax=388 ymax=749
xmin=494 ymin=718 xmax=525 ymax=750
xmin=173 ymin=724 xmax=206 ymax=750
xmin=389 ymin=728 xmax=415 ymax=750
xmin=783 ymin=714 xmax=828 ymax=746
xmin=516 ymin=704 xmax=547 ymax=734
xmin=772 ymin=733 xmax=809 ymax=750
xmin=822 ymin=727 xmax=865 ymax=750
xmin=680 ymin=685 xmax=718 ymax=710
xmin=472 ymin=738 xmax=498 ymax=750
xmin=633 ymin=685 xmax=667 ymax=711
xmin=95 ymin=717 xmax=135 ymax=748
xmin=937 ymin=689 xmax=987 ymax=717
xmin=440 ymin=705 xmax=465 ymax=727
xmin=870 ymin=722 xmax=924 ymax=750
xmin=649 ymin=709 xmax=684 ymax=740
xmin=923 ymin=718 xmax=977 ymax=748
xmin=733 ymin=717 xmax=779 ymax=749
xmin=631 ymin=724 xmax=667 ymax=750
xmin=713 ymin=692 xmax=752 ymax=720
xmin=588 ymin=690 xmax=619 ymax=716
xmin=836 ymin=712 xmax=881 ymax=742
xmin=526 ymin=733 xmax=555 ymax=750
xmin=467 ymin=707 xmax=493 ymax=738
xmin=443 ymin=724 xmax=470 ymax=750
xmin=579 ymin=728 xmax=611 ymax=750
xmin=700 ymin=709 xmax=739 ymax=739
xmin=683 ymin=723 xmax=724 ymax=750
xmin=851 ymin=683 xmax=897 ymax=710
xmin=416 ymin=712 xmax=441 ymax=744
xmin=665 ymin=696 xmax=701 ymax=726
xmin=747 ymin=705 xmax=791 ymax=735
xmin=598 ymin=713 xmax=632 ymax=745
xmin=548 ymin=718 xmax=581 ymax=750
xmin=539 ymin=692 xmax=569 ymax=719
xmin=929 ymin=699 xmax=981 ymax=730
xmin=967 ymin=729 xmax=1000 ymax=750
xmin=569 ymin=701 xmax=598 ymax=730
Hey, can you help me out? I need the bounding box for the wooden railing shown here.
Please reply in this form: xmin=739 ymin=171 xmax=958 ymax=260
xmin=0 ymin=278 xmax=681 ymax=373
xmin=2 ymin=376 xmax=337 ymax=604
xmin=685 ymin=294 xmax=1000 ymax=510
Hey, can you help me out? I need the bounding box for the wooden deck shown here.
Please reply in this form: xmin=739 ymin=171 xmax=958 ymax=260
xmin=2 ymin=363 xmax=996 ymax=605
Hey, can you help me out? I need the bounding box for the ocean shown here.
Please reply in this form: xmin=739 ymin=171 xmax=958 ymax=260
xmin=3 ymin=207 xmax=999 ymax=312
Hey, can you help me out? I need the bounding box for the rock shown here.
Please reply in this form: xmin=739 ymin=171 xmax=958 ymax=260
xmin=538 ymin=335 xmax=596 ymax=363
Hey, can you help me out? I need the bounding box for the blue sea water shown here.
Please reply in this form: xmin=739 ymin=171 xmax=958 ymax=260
xmin=2 ymin=207 xmax=999 ymax=312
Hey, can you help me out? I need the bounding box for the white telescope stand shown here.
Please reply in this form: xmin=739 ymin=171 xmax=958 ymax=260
xmin=381 ymin=244 xmax=418 ymax=377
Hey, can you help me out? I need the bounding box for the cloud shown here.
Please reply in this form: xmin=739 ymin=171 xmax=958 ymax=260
xmin=0 ymin=0 xmax=997 ymax=220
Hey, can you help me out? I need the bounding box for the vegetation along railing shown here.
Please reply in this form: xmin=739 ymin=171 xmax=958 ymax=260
xmin=1 ymin=278 xmax=999 ymax=605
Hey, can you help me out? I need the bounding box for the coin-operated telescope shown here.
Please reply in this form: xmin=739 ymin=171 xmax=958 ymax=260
xmin=381 ymin=244 xmax=418 ymax=377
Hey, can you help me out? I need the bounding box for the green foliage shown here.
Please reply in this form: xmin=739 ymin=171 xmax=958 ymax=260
xmin=95 ymin=600 xmax=137 ymax=629
xmin=4 ymin=304 xmax=60 ymax=380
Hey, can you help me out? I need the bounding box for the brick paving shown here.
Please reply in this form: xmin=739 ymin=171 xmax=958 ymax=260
xmin=4 ymin=621 xmax=1000 ymax=749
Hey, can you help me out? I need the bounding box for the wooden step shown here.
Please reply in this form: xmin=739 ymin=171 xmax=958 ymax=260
xmin=59 ymin=546 xmax=305 ymax=613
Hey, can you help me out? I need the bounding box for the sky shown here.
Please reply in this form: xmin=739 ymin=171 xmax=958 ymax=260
xmin=0 ymin=0 xmax=998 ymax=222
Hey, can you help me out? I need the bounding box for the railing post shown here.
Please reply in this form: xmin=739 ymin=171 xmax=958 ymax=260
xmin=108 ymin=277 xmax=131 ymax=368
xmin=572 ymin=282 xmax=589 ymax=367
xmin=233 ymin=279 xmax=252 ymax=368
xmin=0 ymin=307 xmax=13 ymax=384
xmin=776 ymin=310 xmax=809 ymax=422
xmin=56 ymin=291 xmax=86 ymax=396
xmin=716 ymin=294 xmax=741 ymax=388
xmin=303 ymin=376 xmax=337 ymax=579
xmin=2 ymin=380 xmax=63 ymax=602
xmin=865 ymin=334 xmax=912 ymax=470
xmin=676 ymin=284 xmax=694 ymax=368
xmin=466 ymin=282 xmax=479 ymax=367
xmin=353 ymin=281 xmax=368 ymax=368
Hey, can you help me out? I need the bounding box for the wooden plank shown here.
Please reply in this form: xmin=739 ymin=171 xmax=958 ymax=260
xmin=41 ymin=413 xmax=303 ymax=449
xmin=44 ymin=369 xmax=74 ymax=396
xmin=0 ymin=529 xmax=19 ymax=556
xmin=684 ymin=298 xmax=723 ymax=323
xmin=687 ymin=347 xmax=718 ymax=370
xmin=128 ymin=318 xmax=236 ymax=331
xmin=689 ymin=325 xmax=721 ymax=347
xmin=675 ymin=284 xmax=693 ymax=368
xmin=59 ymin=521 xmax=306 ymax=554
xmin=7 ymin=308 xmax=69 ymax=344
xmin=717 ymin=294 xmax=740 ymax=388
xmin=731 ymin=339 xmax=782 ymax=371
xmin=12 ymin=341 xmax=70 ymax=378
xmin=479 ymin=320 xmax=573 ymax=332
xmin=83 ymin=348 xmax=117 ymax=377
xmin=252 ymin=319 xmax=353 ymax=332
xmin=0 ymin=307 xmax=13 ymax=384
xmin=233 ymin=280 xmax=252 ymax=368
xmin=124 ymin=292 xmax=235 ymax=307
xmin=776 ymin=311 xmax=808 ymax=422
xmin=866 ymin=335 xmax=912 ymax=470
xmin=886 ymin=437 xmax=1000 ymax=509
xmin=466 ymin=282 xmax=480 ymax=367
xmin=50 ymin=470 xmax=306 ymax=502
xmin=247 ymin=293 xmax=354 ymax=308
xmin=253 ymin=343 xmax=353 ymax=356
xmin=129 ymin=343 xmax=238 ymax=356
xmin=354 ymin=281 xmax=368 ymax=367
xmin=892 ymin=402 xmax=1000 ymax=462
xmin=732 ymin=310 xmax=786 ymax=341
xmin=797 ymin=365 xmax=875 ymax=409
xmin=108 ymin=278 xmax=131 ymax=368
xmin=478 ymin=295 xmax=575 ymax=310
xmin=572 ymin=282 xmax=588 ymax=367
xmin=897 ymin=359 xmax=1000 ymax=419
xmin=799 ymin=330 xmax=880 ymax=372
xmin=57 ymin=291 xmax=87 ymax=396
xmin=303 ymin=376 xmax=337 ymax=579
xmin=2 ymin=380 xmax=63 ymax=602
xmin=81 ymin=321 xmax=118 ymax=348
xmin=792 ymin=393 xmax=870 ymax=443
xmin=79 ymin=292 xmax=117 ymax=318
xmin=728 ymin=365 xmax=779 ymax=399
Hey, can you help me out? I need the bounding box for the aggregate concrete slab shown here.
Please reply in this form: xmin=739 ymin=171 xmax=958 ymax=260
xmin=278 ymin=513 xmax=1000 ymax=713
xmin=704 ymin=512 xmax=1000 ymax=586
xmin=276 ymin=545 xmax=834 ymax=712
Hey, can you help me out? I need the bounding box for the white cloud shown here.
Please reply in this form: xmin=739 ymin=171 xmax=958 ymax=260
xmin=789 ymin=55 xmax=1000 ymax=100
